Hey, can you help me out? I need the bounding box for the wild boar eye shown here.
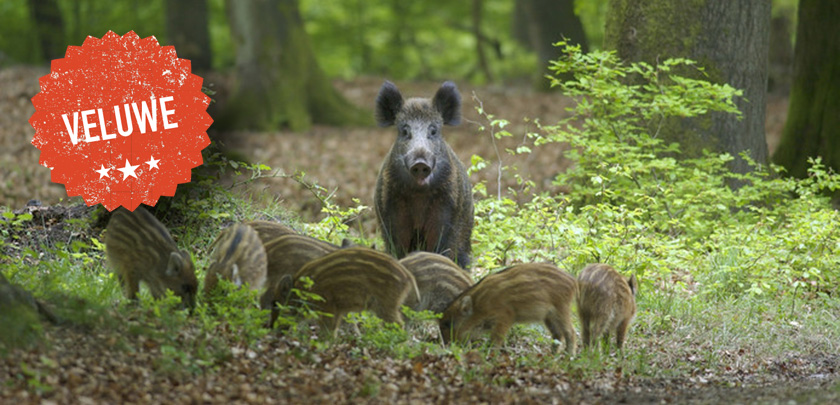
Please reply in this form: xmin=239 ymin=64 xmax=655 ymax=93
xmin=400 ymin=125 xmax=411 ymax=138
xmin=429 ymin=125 xmax=438 ymax=137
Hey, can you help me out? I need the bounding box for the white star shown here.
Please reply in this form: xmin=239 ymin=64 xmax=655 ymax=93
xmin=116 ymin=159 xmax=140 ymax=180
xmin=95 ymin=164 xmax=111 ymax=179
xmin=146 ymin=155 xmax=160 ymax=170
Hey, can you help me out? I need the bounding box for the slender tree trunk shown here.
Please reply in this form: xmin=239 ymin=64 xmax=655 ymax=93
xmin=27 ymin=0 xmax=65 ymax=62
xmin=165 ymin=0 xmax=212 ymax=71
xmin=772 ymin=0 xmax=840 ymax=178
xmin=514 ymin=0 xmax=589 ymax=89
xmin=472 ymin=0 xmax=493 ymax=82
xmin=605 ymin=0 xmax=771 ymax=174
xmin=223 ymin=0 xmax=369 ymax=131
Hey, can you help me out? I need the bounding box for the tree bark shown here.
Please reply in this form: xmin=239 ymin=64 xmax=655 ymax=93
xmin=605 ymin=0 xmax=771 ymax=174
xmin=165 ymin=0 xmax=212 ymax=71
xmin=223 ymin=0 xmax=370 ymax=131
xmin=514 ymin=0 xmax=589 ymax=89
xmin=27 ymin=0 xmax=65 ymax=62
xmin=772 ymin=0 xmax=840 ymax=178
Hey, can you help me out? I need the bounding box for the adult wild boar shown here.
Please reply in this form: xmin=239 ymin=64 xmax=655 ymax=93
xmin=374 ymin=80 xmax=474 ymax=269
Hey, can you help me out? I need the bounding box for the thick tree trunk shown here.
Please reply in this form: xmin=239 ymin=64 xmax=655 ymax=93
xmin=223 ymin=0 xmax=369 ymax=131
xmin=27 ymin=0 xmax=65 ymax=62
xmin=605 ymin=0 xmax=771 ymax=174
xmin=772 ymin=0 xmax=840 ymax=178
xmin=514 ymin=0 xmax=589 ymax=89
xmin=165 ymin=0 xmax=212 ymax=71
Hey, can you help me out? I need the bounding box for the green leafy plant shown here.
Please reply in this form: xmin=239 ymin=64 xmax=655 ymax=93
xmin=467 ymin=42 xmax=840 ymax=302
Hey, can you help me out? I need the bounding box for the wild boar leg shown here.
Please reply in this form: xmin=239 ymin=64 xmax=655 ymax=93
xmin=615 ymin=318 xmax=632 ymax=350
xmin=545 ymin=315 xmax=576 ymax=356
xmin=489 ymin=318 xmax=514 ymax=347
xmin=580 ymin=319 xmax=592 ymax=348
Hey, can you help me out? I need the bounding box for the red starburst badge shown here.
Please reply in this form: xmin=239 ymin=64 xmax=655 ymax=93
xmin=30 ymin=31 xmax=212 ymax=211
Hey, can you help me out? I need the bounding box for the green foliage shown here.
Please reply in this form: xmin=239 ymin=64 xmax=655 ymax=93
xmin=0 ymin=0 xmax=41 ymax=65
xmin=574 ymin=0 xmax=609 ymax=49
xmin=198 ymin=279 xmax=269 ymax=344
xmin=3 ymin=0 xmax=548 ymax=82
xmin=468 ymin=43 xmax=840 ymax=302
xmin=345 ymin=311 xmax=410 ymax=352
xmin=284 ymin=276 xmax=334 ymax=332
xmin=0 ymin=0 xmax=165 ymax=65
xmin=301 ymin=0 xmax=535 ymax=82
xmin=289 ymin=171 xmax=372 ymax=244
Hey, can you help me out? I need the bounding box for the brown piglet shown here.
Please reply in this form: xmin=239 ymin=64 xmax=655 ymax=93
xmin=259 ymin=234 xmax=340 ymax=327
xmin=204 ymin=223 xmax=268 ymax=298
xmin=271 ymin=247 xmax=419 ymax=336
xmin=399 ymin=252 xmax=473 ymax=314
xmin=105 ymin=207 xmax=197 ymax=309
xmin=576 ymin=263 xmax=637 ymax=351
xmin=439 ymin=263 xmax=577 ymax=354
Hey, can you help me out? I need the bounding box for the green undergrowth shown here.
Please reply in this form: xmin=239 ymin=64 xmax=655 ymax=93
xmin=3 ymin=43 xmax=840 ymax=384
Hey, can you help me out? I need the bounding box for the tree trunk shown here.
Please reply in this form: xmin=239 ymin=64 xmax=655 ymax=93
xmin=27 ymin=0 xmax=65 ymax=62
xmin=165 ymin=0 xmax=212 ymax=71
xmin=472 ymin=0 xmax=493 ymax=82
xmin=514 ymin=0 xmax=589 ymax=89
xmin=772 ymin=0 xmax=840 ymax=178
xmin=605 ymin=0 xmax=771 ymax=174
xmin=767 ymin=15 xmax=794 ymax=94
xmin=223 ymin=0 xmax=370 ymax=131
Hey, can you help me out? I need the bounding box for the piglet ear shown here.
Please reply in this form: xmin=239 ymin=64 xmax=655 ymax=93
xmin=433 ymin=81 xmax=461 ymax=126
xmin=166 ymin=252 xmax=182 ymax=277
xmin=279 ymin=275 xmax=294 ymax=301
xmin=375 ymin=80 xmax=403 ymax=127
xmin=459 ymin=295 xmax=473 ymax=316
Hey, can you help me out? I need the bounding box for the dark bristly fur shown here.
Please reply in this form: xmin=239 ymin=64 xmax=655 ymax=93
xmin=576 ymin=263 xmax=637 ymax=351
xmin=204 ymin=223 xmax=268 ymax=298
xmin=399 ymin=252 xmax=473 ymax=314
xmin=374 ymin=80 xmax=474 ymax=270
xmin=439 ymin=263 xmax=577 ymax=355
xmin=271 ymin=247 xmax=420 ymax=335
xmin=259 ymin=234 xmax=341 ymax=327
xmin=105 ymin=207 xmax=197 ymax=308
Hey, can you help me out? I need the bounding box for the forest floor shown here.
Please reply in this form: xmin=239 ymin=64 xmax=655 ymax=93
xmin=4 ymin=67 xmax=839 ymax=404
xmin=0 ymin=202 xmax=838 ymax=404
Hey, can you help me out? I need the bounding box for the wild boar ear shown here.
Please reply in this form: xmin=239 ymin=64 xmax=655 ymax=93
xmin=279 ymin=274 xmax=294 ymax=301
xmin=232 ymin=264 xmax=243 ymax=288
xmin=341 ymin=238 xmax=353 ymax=248
xmin=433 ymin=81 xmax=461 ymax=126
xmin=375 ymin=80 xmax=403 ymax=127
xmin=627 ymin=274 xmax=638 ymax=296
xmin=166 ymin=252 xmax=182 ymax=277
xmin=458 ymin=296 xmax=473 ymax=316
